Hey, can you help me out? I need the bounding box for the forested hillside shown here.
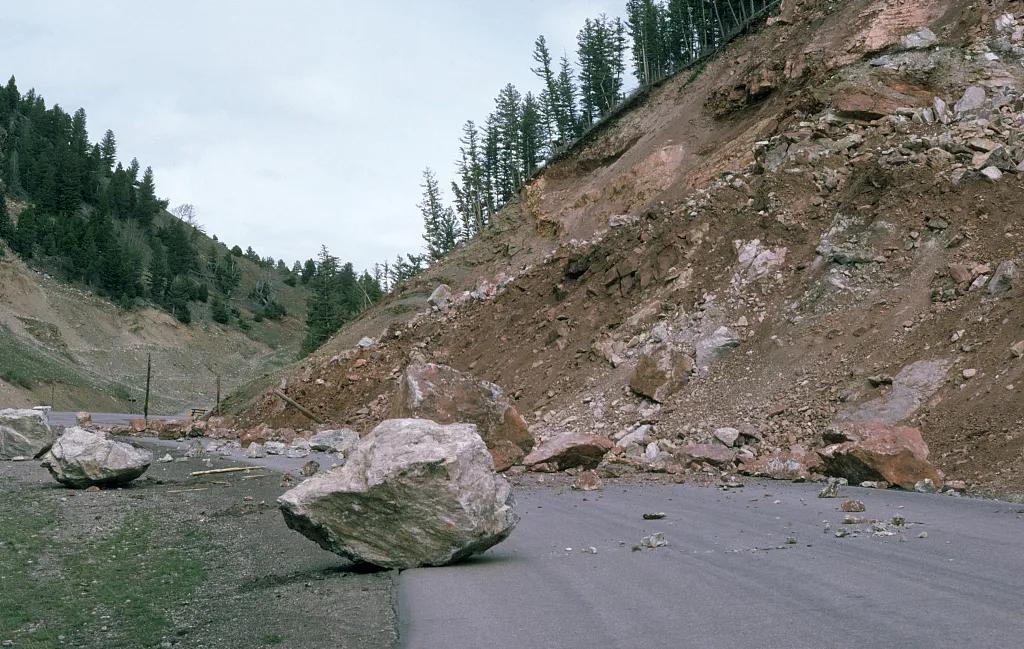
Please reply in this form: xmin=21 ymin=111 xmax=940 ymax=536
xmin=0 ymin=77 xmax=387 ymax=358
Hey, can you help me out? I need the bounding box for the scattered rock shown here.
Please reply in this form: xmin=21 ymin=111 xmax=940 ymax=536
xmin=818 ymin=422 xmax=943 ymax=490
xmin=954 ymin=86 xmax=986 ymax=113
xmin=987 ymin=261 xmax=1016 ymax=296
xmin=523 ymin=433 xmax=613 ymax=472
xmin=278 ymin=418 xmax=518 ymax=569
xmin=309 ymin=429 xmax=361 ymax=454
xmin=900 ymin=28 xmax=937 ymax=50
xmin=427 ymin=284 xmax=453 ymax=310
xmin=356 ymin=337 xmax=376 ymax=349
xmin=285 ymin=439 xmax=311 ymax=459
xmin=642 ymin=512 xmax=667 ymax=520
xmin=571 ymin=470 xmax=603 ymax=491
xmin=840 ymin=499 xmax=866 ymax=512
xmin=300 ymin=460 xmax=320 ymax=477
xmin=391 ymin=362 xmax=534 ymax=471
xmin=1011 ymin=341 xmax=1024 ymax=359
xmin=75 ymin=412 xmax=92 ymax=426
xmin=980 ymin=166 xmax=1003 ymax=183
xmin=818 ymin=477 xmax=845 ymax=498
xmin=628 ymin=346 xmax=693 ymax=403
xmin=40 ymin=427 xmax=152 ymax=488
xmin=695 ymin=327 xmax=740 ymax=371
xmin=639 ymin=532 xmax=668 ymax=548
xmin=914 ymin=478 xmax=939 ymax=493
xmin=962 ymin=368 xmax=977 ymax=380
xmin=246 ymin=442 xmax=266 ymax=458
xmin=158 ymin=453 xmax=173 ymax=463
xmin=712 ymin=427 xmax=742 ymax=448
xmin=675 ymin=443 xmax=736 ymax=467
xmin=0 ymin=409 xmax=54 ymax=460
xmin=264 ymin=441 xmax=286 ymax=455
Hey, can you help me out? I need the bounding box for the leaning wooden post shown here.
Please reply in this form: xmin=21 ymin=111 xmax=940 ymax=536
xmin=144 ymin=353 xmax=152 ymax=423
xmin=215 ymin=375 xmax=221 ymax=415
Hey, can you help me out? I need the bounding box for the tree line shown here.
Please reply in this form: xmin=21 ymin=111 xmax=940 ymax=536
xmin=392 ymin=0 xmax=777 ymax=273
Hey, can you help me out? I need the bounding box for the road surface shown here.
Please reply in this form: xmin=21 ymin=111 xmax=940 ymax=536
xmin=48 ymin=411 xmax=180 ymax=427
xmin=397 ymin=480 xmax=1024 ymax=649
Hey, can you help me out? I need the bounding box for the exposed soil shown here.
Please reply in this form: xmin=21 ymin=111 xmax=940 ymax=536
xmin=232 ymin=0 xmax=1024 ymax=496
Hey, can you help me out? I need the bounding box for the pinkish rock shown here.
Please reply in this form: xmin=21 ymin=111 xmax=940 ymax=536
xmin=817 ymin=422 xmax=942 ymax=490
xmin=523 ymin=433 xmax=614 ymax=472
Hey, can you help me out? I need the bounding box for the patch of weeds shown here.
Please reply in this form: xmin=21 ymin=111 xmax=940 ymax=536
xmin=261 ymin=633 xmax=285 ymax=645
xmin=0 ymin=491 xmax=212 ymax=648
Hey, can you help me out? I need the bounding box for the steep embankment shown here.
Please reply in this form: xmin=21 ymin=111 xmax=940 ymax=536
xmin=233 ymin=0 xmax=1024 ymax=494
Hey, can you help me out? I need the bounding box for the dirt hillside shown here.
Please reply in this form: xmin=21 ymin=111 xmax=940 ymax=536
xmin=231 ymin=0 xmax=1024 ymax=495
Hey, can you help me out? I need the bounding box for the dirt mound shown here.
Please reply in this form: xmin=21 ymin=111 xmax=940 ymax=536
xmin=234 ymin=0 xmax=1024 ymax=495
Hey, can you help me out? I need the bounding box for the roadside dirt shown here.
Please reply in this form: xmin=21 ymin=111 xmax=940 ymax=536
xmin=0 ymin=446 xmax=397 ymax=649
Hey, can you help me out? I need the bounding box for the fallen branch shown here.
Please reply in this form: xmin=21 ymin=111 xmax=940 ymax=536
xmin=273 ymin=389 xmax=324 ymax=424
xmin=168 ymin=487 xmax=209 ymax=494
xmin=189 ymin=467 xmax=258 ymax=477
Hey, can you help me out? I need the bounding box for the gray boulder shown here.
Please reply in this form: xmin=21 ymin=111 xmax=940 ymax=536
xmin=279 ymin=418 xmax=518 ymax=569
xmin=0 ymin=408 xmax=55 ymax=460
xmin=988 ymin=261 xmax=1016 ymax=296
xmin=309 ymin=429 xmax=361 ymax=455
xmin=695 ymin=326 xmax=740 ymax=371
xmin=40 ymin=427 xmax=153 ymax=488
xmin=427 ymin=284 xmax=453 ymax=310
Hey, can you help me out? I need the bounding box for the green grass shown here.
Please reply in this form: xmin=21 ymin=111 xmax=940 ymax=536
xmin=0 ymin=327 xmax=87 ymax=390
xmin=0 ymin=494 xmax=211 ymax=648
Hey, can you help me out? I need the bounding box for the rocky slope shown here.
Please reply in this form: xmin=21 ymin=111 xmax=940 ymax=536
xmin=230 ymin=0 xmax=1024 ymax=495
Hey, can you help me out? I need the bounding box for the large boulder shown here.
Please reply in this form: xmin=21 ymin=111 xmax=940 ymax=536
xmin=278 ymin=418 xmax=517 ymax=569
xmin=0 ymin=409 xmax=55 ymax=459
xmin=523 ymin=433 xmax=613 ymax=472
xmin=695 ymin=327 xmax=740 ymax=372
xmin=675 ymin=443 xmax=736 ymax=467
xmin=390 ymin=362 xmax=534 ymax=470
xmin=817 ymin=422 xmax=942 ymax=490
xmin=40 ymin=427 xmax=153 ymax=488
xmin=628 ymin=346 xmax=693 ymax=403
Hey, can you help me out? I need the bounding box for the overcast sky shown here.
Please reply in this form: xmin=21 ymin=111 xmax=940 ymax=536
xmin=3 ymin=1 xmax=628 ymax=271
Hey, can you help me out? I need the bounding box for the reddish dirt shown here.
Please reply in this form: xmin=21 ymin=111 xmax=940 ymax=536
xmin=234 ymin=0 xmax=1024 ymax=496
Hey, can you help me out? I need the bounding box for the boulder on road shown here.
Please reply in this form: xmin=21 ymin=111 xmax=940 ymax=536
xmin=309 ymin=429 xmax=361 ymax=455
xmin=391 ymin=362 xmax=534 ymax=471
xmin=40 ymin=427 xmax=153 ymax=488
xmin=739 ymin=445 xmax=821 ymax=481
xmin=278 ymin=418 xmax=518 ymax=569
xmin=817 ymin=422 xmax=942 ymax=490
xmin=0 ymin=408 xmax=55 ymax=460
xmin=523 ymin=433 xmax=614 ymax=472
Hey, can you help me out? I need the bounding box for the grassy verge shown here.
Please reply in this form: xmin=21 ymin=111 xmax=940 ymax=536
xmin=0 ymin=493 xmax=211 ymax=648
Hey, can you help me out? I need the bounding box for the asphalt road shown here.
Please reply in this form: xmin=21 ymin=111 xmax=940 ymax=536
xmin=48 ymin=410 xmax=179 ymax=427
xmin=397 ymin=480 xmax=1024 ymax=649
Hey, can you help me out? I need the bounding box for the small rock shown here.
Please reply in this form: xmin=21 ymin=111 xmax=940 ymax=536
xmin=988 ymin=261 xmax=1016 ymax=296
xmin=1010 ymin=341 xmax=1024 ymax=359
xmin=356 ymin=337 xmax=376 ymax=349
xmin=427 ymin=284 xmax=453 ymax=310
xmin=285 ymin=439 xmax=311 ymax=459
xmin=840 ymin=499 xmax=866 ymax=513
xmin=639 ymin=532 xmax=668 ymax=548
xmin=264 ymin=441 xmax=286 ymax=455
xmin=914 ymin=478 xmax=939 ymax=493
xmin=818 ymin=477 xmax=845 ymax=498
xmin=158 ymin=454 xmax=173 ymax=463
xmin=246 ymin=443 xmax=266 ymax=459
xmin=980 ymin=166 xmax=1002 ymax=183
xmin=712 ymin=427 xmax=741 ymax=448
xmin=954 ymin=86 xmax=986 ymax=113
xmin=918 ymin=531 xmax=928 ymax=539
xmin=962 ymin=368 xmax=977 ymax=379
xmin=900 ymin=27 xmax=937 ymax=50
xmin=642 ymin=512 xmax=667 ymax=520
xmin=300 ymin=460 xmax=320 ymax=477
xmin=571 ymin=470 xmax=603 ymax=491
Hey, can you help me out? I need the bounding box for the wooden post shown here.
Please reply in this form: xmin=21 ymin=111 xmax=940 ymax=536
xmin=144 ymin=353 xmax=151 ymax=422
xmin=215 ymin=375 xmax=221 ymax=415
xmin=273 ymin=389 xmax=323 ymax=424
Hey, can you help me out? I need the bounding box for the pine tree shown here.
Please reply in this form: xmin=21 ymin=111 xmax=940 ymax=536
xmin=555 ymin=56 xmax=581 ymax=140
xmin=492 ymin=84 xmax=523 ymax=203
xmin=0 ymin=188 xmax=12 ymax=242
xmin=302 ymin=246 xmax=342 ymax=355
xmin=520 ymin=92 xmax=545 ymax=178
xmin=418 ymin=168 xmax=460 ymax=261
xmin=99 ymin=130 xmax=117 ymax=171
xmin=301 ymin=258 xmax=316 ymax=284
xmin=577 ymin=14 xmax=628 ymax=125
xmin=627 ymin=0 xmax=669 ymax=85
xmin=531 ymin=35 xmax=558 ymax=150
xmin=210 ymin=294 xmax=231 ymax=324
xmin=451 ymin=121 xmax=486 ymax=238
